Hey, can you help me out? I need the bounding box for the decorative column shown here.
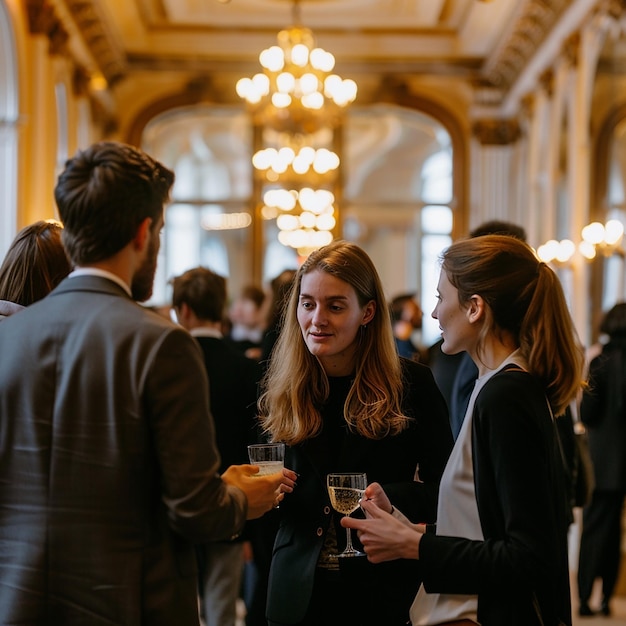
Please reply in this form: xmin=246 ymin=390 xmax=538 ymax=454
xmin=522 ymin=88 xmax=552 ymax=245
xmin=24 ymin=0 xmax=68 ymax=224
xmin=470 ymin=118 xmax=521 ymax=230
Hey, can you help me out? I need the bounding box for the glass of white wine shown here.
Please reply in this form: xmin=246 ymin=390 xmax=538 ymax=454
xmin=326 ymin=472 xmax=367 ymax=558
xmin=247 ymin=443 xmax=285 ymax=475
xmin=248 ymin=443 xmax=286 ymax=508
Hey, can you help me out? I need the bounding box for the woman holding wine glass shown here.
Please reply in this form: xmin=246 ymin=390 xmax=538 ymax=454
xmin=257 ymin=240 xmax=454 ymax=626
xmin=342 ymin=235 xmax=586 ymax=626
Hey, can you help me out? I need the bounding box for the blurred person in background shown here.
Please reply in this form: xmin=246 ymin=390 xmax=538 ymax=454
xmin=228 ymin=284 xmax=267 ymax=360
xmin=577 ymin=302 xmax=626 ymax=618
xmin=0 ymin=219 xmax=71 ymax=319
xmin=390 ymin=292 xmax=424 ymax=362
xmin=172 ymin=266 xmax=264 ymax=626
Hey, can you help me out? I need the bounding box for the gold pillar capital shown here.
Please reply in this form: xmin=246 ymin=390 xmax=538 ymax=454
xmin=472 ymin=119 xmax=521 ymax=145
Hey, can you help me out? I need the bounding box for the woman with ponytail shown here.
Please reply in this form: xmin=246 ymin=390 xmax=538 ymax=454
xmin=344 ymin=234 xmax=586 ymax=626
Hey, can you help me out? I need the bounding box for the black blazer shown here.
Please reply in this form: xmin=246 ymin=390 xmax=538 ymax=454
xmin=419 ymin=368 xmax=572 ymax=626
xmin=266 ymin=359 xmax=453 ymax=625
xmin=580 ymin=339 xmax=626 ymax=491
xmin=194 ymin=335 xmax=262 ymax=471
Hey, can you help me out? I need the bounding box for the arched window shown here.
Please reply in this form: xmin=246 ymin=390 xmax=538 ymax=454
xmin=343 ymin=105 xmax=453 ymax=346
xmin=142 ymin=102 xmax=455 ymax=348
xmin=141 ymin=105 xmax=255 ymax=306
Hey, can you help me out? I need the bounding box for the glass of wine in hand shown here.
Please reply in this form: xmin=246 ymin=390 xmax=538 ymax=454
xmin=326 ymin=472 xmax=367 ymax=558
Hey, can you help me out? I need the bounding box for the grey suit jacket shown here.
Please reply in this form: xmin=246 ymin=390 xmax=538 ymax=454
xmin=0 ymin=275 xmax=247 ymax=625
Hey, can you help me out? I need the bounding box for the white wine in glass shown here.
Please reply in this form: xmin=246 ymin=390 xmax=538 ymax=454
xmin=326 ymin=472 xmax=367 ymax=558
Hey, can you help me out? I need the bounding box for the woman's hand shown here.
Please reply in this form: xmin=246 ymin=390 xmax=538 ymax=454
xmin=341 ymin=496 xmax=423 ymax=563
xmin=361 ymin=481 xmax=393 ymax=514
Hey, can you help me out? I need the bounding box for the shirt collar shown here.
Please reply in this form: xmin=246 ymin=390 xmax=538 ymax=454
xmin=190 ymin=327 xmax=223 ymax=339
xmin=68 ymin=268 xmax=132 ymax=297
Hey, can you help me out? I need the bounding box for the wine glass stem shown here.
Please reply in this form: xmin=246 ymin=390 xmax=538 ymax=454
xmin=344 ymin=517 xmax=355 ymax=553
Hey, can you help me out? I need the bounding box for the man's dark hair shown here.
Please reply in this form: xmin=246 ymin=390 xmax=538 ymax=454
xmin=172 ymin=267 xmax=227 ymax=323
xmin=54 ymin=142 xmax=174 ymax=265
xmin=600 ymin=302 xmax=626 ymax=337
xmin=469 ymin=220 xmax=527 ymax=242
xmin=239 ymin=284 xmax=266 ymax=309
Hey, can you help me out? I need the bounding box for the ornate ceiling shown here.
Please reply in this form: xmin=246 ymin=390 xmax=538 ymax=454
xmin=47 ymin=0 xmax=580 ymax=104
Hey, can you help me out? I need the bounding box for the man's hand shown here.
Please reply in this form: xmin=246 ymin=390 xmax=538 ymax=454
xmin=222 ymin=465 xmax=297 ymax=519
xmin=341 ymin=497 xmax=422 ymax=563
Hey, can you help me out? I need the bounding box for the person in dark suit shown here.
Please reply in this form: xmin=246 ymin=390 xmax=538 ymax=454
xmin=0 ymin=141 xmax=295 ymax=625
xmin=172 ymin=266 xmax=264 ymax=626
xmin=344 ymin=235 xmax=584 ymax=626
xmin=424 ymin=337 xmax=464 ymax=414
xmin=257 ymin=240 xmax=453 ymax=626
xmin=577 ymin=302 xmax=626 ymax=618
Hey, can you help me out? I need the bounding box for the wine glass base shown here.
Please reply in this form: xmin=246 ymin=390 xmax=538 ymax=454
xmin=335 ymin=550 xmax=366 ymax=558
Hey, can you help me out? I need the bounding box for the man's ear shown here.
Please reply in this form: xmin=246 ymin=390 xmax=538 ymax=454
xmin=133 ymin=217 xmax=153 ymax=251
xmin=466 ymin=295 xmax=485 ymax=324
xmin=175 ymin=302 xmax=189 ymax=324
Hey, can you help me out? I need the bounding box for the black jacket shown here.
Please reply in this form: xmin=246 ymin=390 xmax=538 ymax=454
xmin=419 ymin=368 xmax=572 ymax=626
xmin=266 ymin=358 xmax=453 ymax=625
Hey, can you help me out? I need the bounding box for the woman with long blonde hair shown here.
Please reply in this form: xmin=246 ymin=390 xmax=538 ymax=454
xmin=258 ymin=240 xmax=453 ymax=626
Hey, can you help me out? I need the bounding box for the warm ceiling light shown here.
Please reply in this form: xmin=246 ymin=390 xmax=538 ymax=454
xmin=236 ymin=7 xmax=357 ymax=134
xmin=237 ymin=0 xmax=353 ymax=254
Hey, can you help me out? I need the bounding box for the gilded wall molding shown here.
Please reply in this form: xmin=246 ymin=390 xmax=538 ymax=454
xmin=562 ymin=32 xmax=581 ymax=68
xmin=26 ymin=0 xmax=68 ymax=55
xmin=484 ymin=0 xmax=571 ymax=90
xmin=63 ymin=0 xmax=126 ymax=86
xmin=472 ymin=119 xmax=522 ymax=145
xmin=605 ymin=0 xmax=626 ymax=20
xmin=539 ymin=67 xmax=555 ymax=96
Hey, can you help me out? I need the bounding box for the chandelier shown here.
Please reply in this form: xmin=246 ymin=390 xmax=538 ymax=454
xmin=236 ymin=4 xmax=356 ymax=134
xmin=236 ymin=0 xmax=357 ymax=256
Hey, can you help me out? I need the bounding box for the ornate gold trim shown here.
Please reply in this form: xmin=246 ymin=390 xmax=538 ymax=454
xmin=472 ymin=119 xmax=522 ymax=145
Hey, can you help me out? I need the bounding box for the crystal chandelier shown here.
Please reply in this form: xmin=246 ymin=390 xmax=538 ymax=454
xmin=236 ymin=0 xmax=356 ymax=256
xmin=236 ymin=4 xmax=356 ymax=134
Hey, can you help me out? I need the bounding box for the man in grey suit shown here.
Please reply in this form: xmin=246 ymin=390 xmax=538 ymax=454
xmin=0 ymin=141 xmax=295 ymax=625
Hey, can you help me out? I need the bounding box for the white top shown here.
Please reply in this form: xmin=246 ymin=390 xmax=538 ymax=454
xmin=410 ymin=351 xmax=525 ymax=626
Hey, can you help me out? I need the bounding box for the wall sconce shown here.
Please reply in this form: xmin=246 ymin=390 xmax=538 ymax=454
xmin=537 ymin=238 xmax=577 ymax=265
xmin=537 ymin=219 xmax=625 ymax=265
xmin=581 ymin=219 xmax=624 ymax=257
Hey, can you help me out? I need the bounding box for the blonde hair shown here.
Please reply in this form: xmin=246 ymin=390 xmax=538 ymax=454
xmin=258 ymin=240 xmax=411 ymax=444
xmin=441 ymin=235 xmax=586 ymax=415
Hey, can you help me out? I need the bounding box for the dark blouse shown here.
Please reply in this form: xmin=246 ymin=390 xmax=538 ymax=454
xmin=265 ymin=358 xmax=453 ymax=625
